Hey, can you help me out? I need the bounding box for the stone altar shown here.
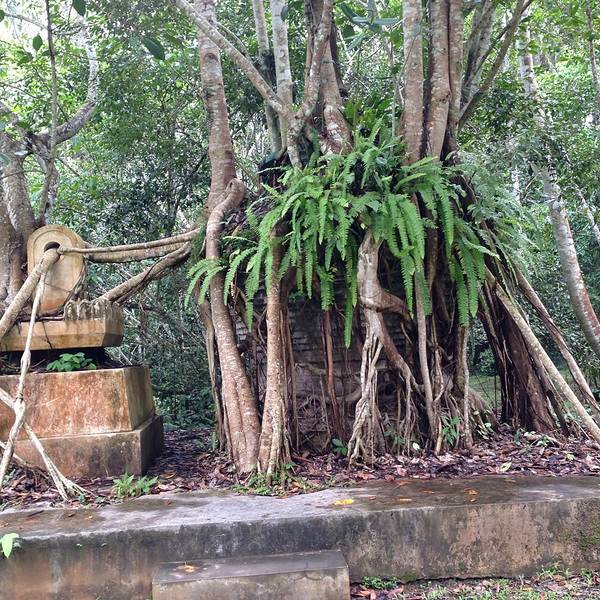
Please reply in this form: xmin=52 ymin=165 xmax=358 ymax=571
xmin=0 ymin=225 xmax=163 ymax=477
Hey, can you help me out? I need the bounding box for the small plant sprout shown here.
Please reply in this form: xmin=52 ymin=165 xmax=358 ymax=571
xmin=111 ymin=474 xmax=158 ymax=499
xmin=332 ymin=438 xmax=348 ymax=457
xmin=47 ymin=352 xmax=97 ymax=373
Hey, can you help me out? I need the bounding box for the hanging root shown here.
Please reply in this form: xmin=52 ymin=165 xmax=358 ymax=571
xmin=0 ymin=250 xmax=89 ymax=500
xmin=347 ymin=317 xmax=384 ymax=463
xmin=492 ymin=273 xmax=600 ymax=444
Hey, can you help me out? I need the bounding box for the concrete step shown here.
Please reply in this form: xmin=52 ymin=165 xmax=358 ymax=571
xmin=152 ymin=549 xmax=350 ymax=600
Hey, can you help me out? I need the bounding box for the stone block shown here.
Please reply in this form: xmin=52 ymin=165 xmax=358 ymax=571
xmin=152 ymin=550 xmax=350 ymax=600
xmin=0 ymin=366 xmax=154 ymax=439
xmin=0 ymin=305 xmax=124 ymax=351
xmin=27 ymin=225 xmax=86 ymax=315
xmin=13 ymin=414 xmax=163 ymax=477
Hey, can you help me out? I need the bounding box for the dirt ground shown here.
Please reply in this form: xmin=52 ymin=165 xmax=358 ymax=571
xmin=2 ymin=424 xmax=600 ymax=509
xmin=351 ymin=568 xmax=600 ymax=599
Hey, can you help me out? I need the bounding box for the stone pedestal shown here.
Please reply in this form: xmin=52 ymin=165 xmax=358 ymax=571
xmin=0 ymin=366 xmax=163 ymax=477
xmin=0 ymin=300 xmax=124 ymax=352
xmin=0 ymin=225 xmax=163 ymax=478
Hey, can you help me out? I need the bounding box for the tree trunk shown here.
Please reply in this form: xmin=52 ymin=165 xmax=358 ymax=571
xmin=585 ymin=0 xmax=600 ymax=118
xmin=258 ymin=241 xmax=290 ymax=477
xmin=575 ymin=187 xmax=600 ymax=248
xmin=545 ymin=173 xmax=600 ymax=358
xmin=517 ymin=35 xmax=600 ymax=359
xmin=270 ymin=0 xmax=294 ymax=141
xmin=196 ymin=0 xmax=237 ymax=213
xmin=196 ymin=0 xmax=261 ymax=472
xmin=252 ymin=0 xmax=282 ymax=151
xmin=205 ymin=182 xmax=261 ymax=472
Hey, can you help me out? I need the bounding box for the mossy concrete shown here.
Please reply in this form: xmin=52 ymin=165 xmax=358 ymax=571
xmin=2 ymin=475 xmax=600 ymax=599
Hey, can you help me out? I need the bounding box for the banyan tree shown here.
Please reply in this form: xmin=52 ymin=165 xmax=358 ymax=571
xmin=2 ymin=0 xmax=600 ymax=488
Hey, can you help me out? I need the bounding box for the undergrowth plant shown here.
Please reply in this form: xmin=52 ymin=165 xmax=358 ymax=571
xmin=47 ymin=352 xmax=97 ymax=373
xmin=111 ymin=474 xmax=158 ymax=499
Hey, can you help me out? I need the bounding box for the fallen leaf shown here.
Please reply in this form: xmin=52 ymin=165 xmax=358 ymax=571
xmin=178 ymin=564 xmax=197 ymax=573
xmin=334 ymin=498 xmax=354 ymax=506
xmin=464 ymin=488 xmax=479 ymax=502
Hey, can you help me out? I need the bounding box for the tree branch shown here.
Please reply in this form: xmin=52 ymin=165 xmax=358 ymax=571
xmin=171 ymin=0 xmax=293 ymax=122
xmin=286 ymin=0 xmax=334 ymax=165
xmin=459 ymin=0 xmax=527 ymax=127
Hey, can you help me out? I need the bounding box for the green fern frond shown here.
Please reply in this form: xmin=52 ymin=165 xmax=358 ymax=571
xmin=223 ymin=247 xmax=256 ymax=303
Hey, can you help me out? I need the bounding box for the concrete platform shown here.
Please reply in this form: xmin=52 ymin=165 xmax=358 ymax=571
xmin=152 ymin=550 xmax=349 ymax=599
xmin=2 ymin=476 xmax=600 ymax=599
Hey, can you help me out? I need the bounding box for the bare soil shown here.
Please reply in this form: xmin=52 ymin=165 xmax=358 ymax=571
xmin=2 ymin=425 xmax=600 ymax=509
xmin=351 ymin=568 xmax=600 ymax=599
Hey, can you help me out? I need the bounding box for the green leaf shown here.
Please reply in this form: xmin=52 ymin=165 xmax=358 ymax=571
xmin=72 ymin=0 xmax=86 ymax=17
xmin=0 ymin=10 xmax=5 ymax=22
xmin=339 ymin=3 xmax=359 ymax=22
xmin=32 ymin=35 xmax=43 ymax=52
xmin=141 ymin=36 xmax=166 ymax=60
xmin=1 ymin=533 xmax=19 ymax=558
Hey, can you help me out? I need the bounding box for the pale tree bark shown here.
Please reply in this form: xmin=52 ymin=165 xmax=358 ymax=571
xmin=195 ymin=0 xmax=261 ymax=472
xmin=446 ymin=0 xmax=463 ymax=146
xmin=270 ymin=0 xmax=295 ymax=142
xmin=252 ymin=0 xmax=282 ymax=151
xmin=196 ymin=0 xmax=237 ymax=213
xmin=0 ymin=137 xmax=36 ymax=307
xmin=575 ymin=187 xmax=600 ymax=247
xmin=172 ymin=0 xmax=294 ymax=122
xmin=306 ymin=0 xmax=352 ymax=153
xmin=258 ymin=240 xmax=290 ymax=477
xmin=495 ymin=281 xmax=600 ymax=444
xmin=0 ymin=186 xmax=23 ymax=311
xmin=545 ymin=173 xmax=600 ymax=358
xmin=286 ymin=0 xmax=334 ymax=165
xmin=205 ymin=181 xmax=261 ymax=472
xmin=462 ymin=0 xmax=495 ymax=108
xmin=585 ymin=0 xmax=600 ymax=117
xmin=517 ymin=31 xmax=600 ymax=359
xmin=402 ymin=0 xmax=424 ymax=162
xmin=425 ymin=0 xmax=451 ymax=158
xmin=517 ymin=271 xmax=600 ymax=416
xmin=460 ymin=0 xmax=527 ymax=127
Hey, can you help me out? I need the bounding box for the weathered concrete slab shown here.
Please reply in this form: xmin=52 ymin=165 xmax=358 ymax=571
xmin=0 ymin=300 xmax=124 ymax=352
xmin=2 ymin=476 xmax=600 ymax=600
xmin=10 ymin=414 xmax=163 ymax=477
xmin=152 ymin=550 xmax=349 ymax=600
xmin=0 ymin=366 xmax=154 ymax=439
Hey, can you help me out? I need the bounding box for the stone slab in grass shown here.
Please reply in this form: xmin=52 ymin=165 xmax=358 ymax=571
xmin=152 ymin=550 xmax=349 ymax=600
